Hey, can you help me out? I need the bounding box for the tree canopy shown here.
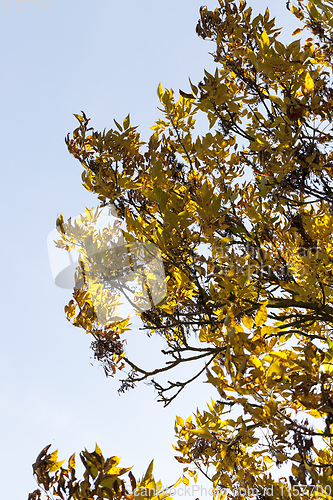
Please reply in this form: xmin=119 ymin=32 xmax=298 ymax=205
xmin=30 ymin=0 xmax=333 ymax=498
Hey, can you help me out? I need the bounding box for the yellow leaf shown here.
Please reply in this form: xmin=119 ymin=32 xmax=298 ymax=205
xmin=49 ymin=450 xmax=58 ymax=462
xmin=304 ymin=72 xmax=314 ymax=91
xmin=255 ymin=302 xmax=267 ymax=326
xmin=250 ymin=356 xmax=263 ymax=369
xmin=220 ymin=473 xmax=232 ymax=488
xmin=49 ymin=460 xmax=65 ymax=473
xmin=157 ymin=83 xmax=163 ymax=99
xmin=242 ymin=316 xmax=254 ymax=329
xmin=267 ymin=360 xmax=283 ymax=378
xmin=308 ymin=409 xmax=321 ymax=418
xmin=190 ymin=428 xmax=216 ymax=440
xmin=185 ymin=415 xmax=193 ymax=426
xmin=95 ymin=443 xmax=103 ymax=457
xmin=261 ymin=325 xmax=276 ymax=335
xmin=182 ymin=476 xmax=189 ymax=486
xmin=176 ymin=416 xmax=184 ymax=427
xmin=173 ymin=477 xmax=182 ymax=488
xmin=292 ymin=463 xmax=299 ymax=477
xmin=261 ymin=29 xmax=270 ymax=48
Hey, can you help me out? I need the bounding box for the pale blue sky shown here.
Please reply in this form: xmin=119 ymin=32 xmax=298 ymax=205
xmin=0 ymin=1 xmax=300 ymax=498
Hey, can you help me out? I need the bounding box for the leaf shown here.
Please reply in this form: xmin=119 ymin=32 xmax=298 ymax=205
xmin=255 ymin=303 xmax=267 ymax=326
xmin=142 ymin=460 xmax=154 ymax=483
xmin=276 ymin=452 xmax=288 ymax=462
xmin=175 ymin=415 xmax=184 ymax=427
xmin=179 ymin=89 xmax=195 ymax=99
xmin=123 ymin=114 xmax=130 ymax=130
xmin=99 ymin=476 xmax=117 ymax=489
xmin=157 ymin=83 xmax=163 ymax=99
xmin=242 ymin=316 xmax=254 ymax=329
xmin=267 ymin=360 xmax=283 ymax=378
xmin=189 ymin=428 xmax=216 ymax=440
xmin=182 ymin=475 xmax=189 ymax=486
xmin=49 ymin=460 xmax=65 ymax=473
xmin=221 ymin=448 xmax=236 ymax=471
xmin=73 ymin=113 xmax=83 ymax=123
xmin=220 ymin=473 xmax=232 ymax=489
xmin=95 ymin=443 xmax=103 ymax=456
xmin=304 ymin=72 xmax=314 ymax=91
xmin=189 ymin=77 xmax=198 ymax=95
xmin=113 ymin=119 xmax=123 ymax=132
xmin=260 ymin=29 xmax=270 ymax=48
xmin=68 ymin=453 xmax=76 ymax=469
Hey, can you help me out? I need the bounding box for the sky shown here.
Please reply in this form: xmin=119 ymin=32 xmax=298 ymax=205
xmin=0 ymin=1 xmax=301 ymax=498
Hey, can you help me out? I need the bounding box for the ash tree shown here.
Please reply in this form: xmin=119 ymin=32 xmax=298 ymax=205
xmin=30 ymin=0 xmax=333 ymax=499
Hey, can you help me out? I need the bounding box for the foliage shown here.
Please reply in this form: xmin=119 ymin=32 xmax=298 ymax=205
xmin=28 ymin=443 xmax=173 ymax=500
xmin=31 ymin=0 xmax=333 ymax=498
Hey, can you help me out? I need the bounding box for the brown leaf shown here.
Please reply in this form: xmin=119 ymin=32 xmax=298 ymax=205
xmin=179 ymin=89 xmax=195 ymax=99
